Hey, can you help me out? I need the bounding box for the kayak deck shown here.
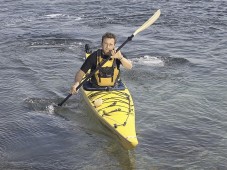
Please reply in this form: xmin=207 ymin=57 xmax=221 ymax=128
xmin=81 ymin=85 xmax=138 ymax=150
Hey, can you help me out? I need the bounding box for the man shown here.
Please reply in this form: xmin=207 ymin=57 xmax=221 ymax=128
xmin=70 ymin=32 xmax=132 ymax=94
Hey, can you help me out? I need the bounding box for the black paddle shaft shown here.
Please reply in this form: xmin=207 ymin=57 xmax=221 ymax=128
xmin=57 ymin=34 xmax=134 ymax=106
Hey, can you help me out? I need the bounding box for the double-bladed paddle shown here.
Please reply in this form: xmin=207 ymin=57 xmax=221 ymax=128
xmin=57 ymin=9 xmax=161 ymax=106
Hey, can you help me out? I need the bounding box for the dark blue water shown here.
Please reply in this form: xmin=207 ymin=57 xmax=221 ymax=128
xmin=1 ymin=0 xmax=226 ymax=169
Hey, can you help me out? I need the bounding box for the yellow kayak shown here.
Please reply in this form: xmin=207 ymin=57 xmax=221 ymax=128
xmin=81 ymin=45 xmax=138 ymax=150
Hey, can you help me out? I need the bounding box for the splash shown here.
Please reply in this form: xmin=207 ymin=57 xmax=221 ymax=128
xmin=46 ymin=104 xmax=55 ymax=114
xmin=24 ymin=98 xmax=57 ymax=115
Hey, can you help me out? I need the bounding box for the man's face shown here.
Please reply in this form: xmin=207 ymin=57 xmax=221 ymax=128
xmin=102 ymin=38 xmax=115 ymax=55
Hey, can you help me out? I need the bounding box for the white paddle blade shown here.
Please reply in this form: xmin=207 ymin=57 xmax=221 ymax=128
xmin=133 ymin=9 xmax=161 ymax=36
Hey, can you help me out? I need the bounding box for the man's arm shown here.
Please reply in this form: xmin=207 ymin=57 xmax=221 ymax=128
xmin=70 ymin=51 xmax=97 ymax=94
xmin=70 ymin=69 xmax=85 ymax=94
xmin=119 ymin=54 xmax=132 ymax=70
xmin=111 ymin=50 xmax=132 ymax=69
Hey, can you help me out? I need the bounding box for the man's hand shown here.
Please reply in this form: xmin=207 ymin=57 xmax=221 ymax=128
xmin=110 ymin=50 xmax=132 ymax=69
xmin=70 ymin=82 xmax=80 ymax=94
xmin=110 ymin=50 xmax=123 ymax=60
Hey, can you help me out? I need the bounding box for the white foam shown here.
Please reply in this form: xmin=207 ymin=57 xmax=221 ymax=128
xmin=133 ymin=55 xmax=164 ymax=66
xmin=45 ymin=13 xmax=65 ymax=18
xmin=75 ymin=17 xmax=82 ymax=21
xmin=44 ymin=14 xmax=82 ymax=21
xmin=46 ymin=104 xmax=55 ymax=114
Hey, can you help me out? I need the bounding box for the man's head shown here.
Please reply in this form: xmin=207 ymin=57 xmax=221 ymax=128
xmin=101 ymin=32 xmax=117 ymax=55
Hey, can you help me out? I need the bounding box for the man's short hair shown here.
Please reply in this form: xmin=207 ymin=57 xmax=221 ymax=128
xmin=102 ymin=32 xmax=117 ymax=44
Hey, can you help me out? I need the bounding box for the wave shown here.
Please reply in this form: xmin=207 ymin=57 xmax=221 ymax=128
xmin=132 ymin=55 xmax=164 ymax=66
xmin=132 ymin=55 xmax=190 ymax=67
xmin=26 ymin=34 xmax=92 ymax=53
xmin=160 ymin=56 xmax=191 ymax=66
xmin=24 ymin=98 xmax=56 ymax=115
xmin=24 ymin=96 xmax=81 ymax=116
xmin=44 ymin=13 xmax=82 ymax=21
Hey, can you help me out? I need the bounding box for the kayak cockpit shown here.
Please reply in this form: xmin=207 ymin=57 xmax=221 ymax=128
xmin=83 ymin=80 xmax=126 ymax=91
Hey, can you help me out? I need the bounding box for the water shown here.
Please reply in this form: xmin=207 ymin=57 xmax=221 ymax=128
xmin=0 ymin=0 xmax=226 ymax=169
